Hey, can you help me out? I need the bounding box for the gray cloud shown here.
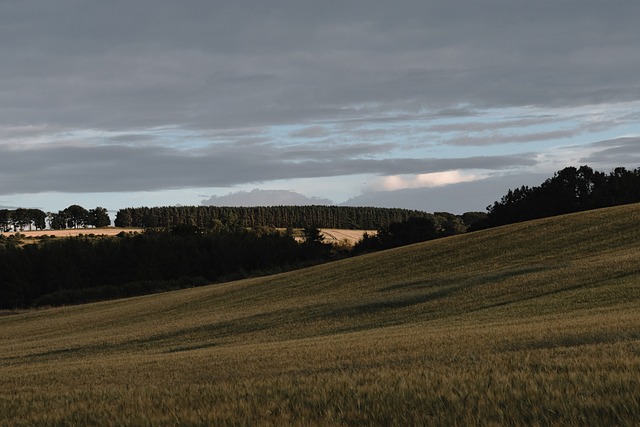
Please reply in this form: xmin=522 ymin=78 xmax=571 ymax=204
xmin=288 ymin=126 xmax=332 ymax=139
xmin=0 ymin=141 xmax=537 ymax=195
xmin=1 ymin=1 xmax=639 ymax=132
xmin=579 ymin=137 xmax=640 ymax=167
xmin=1 ymin=1 xmax=640 ymax=211
xmin=202 ymin=189 xmax=333 ymax=207
xmin=342 ymin=172 xmax=551 ymax=214
xmin=444 ymin=128 xmax=580 ymax=147
xmin=426 ymin=117 xmax=559 ymax=134
xmin=106 ymin=134 xmax=159 ymax=145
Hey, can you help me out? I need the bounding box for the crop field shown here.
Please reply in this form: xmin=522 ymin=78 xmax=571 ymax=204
xmin=316 ymin=228 xmax=375 ymax=245
xmin=7 ymin=228 xmax=143 ymax=238
xmin=12 ymin=227 xmax=372 ymax=246
xmin=2 ymin=204 xmax=640 ymax=425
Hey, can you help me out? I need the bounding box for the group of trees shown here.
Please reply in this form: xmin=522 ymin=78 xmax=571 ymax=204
xmin=0 ymin=207 xmax=479 ymax=308
xmin=0 ymin=205 xmax=111 ymax=232
xmin=0 ymin=208 xmax=47 ymax=232
xmin=478 ymin=165 xmax=640 ymax=228
xmin=114 ymin=205 xmax=437 ymax=230
xmin=0 ymin=225 xmax=335 ymax=309
xmin=353 ymin=212 xmax=473 ymax=253
xmin=49 ymin=205 xmax=111 ymax=229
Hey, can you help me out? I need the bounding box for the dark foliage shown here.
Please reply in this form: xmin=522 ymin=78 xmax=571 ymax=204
xmin=353 ymin=212 xmax=467 ymax=253
xmin=302 ymin=225 xmax=325 ymax=245
xmin=46 ymin=205 xmax=111 ymax=230
xmin=114 ymin=205 xmax=436 ymax=230
xmin=476 ymin=165 xmax=640 ymax=229
xmin=88 ymin=207 xmax=111 ymax=228
xmin=0 ymin=228 xmax=329 ymax=309
xmin=0 ymin=208 xmax=47 ymax=231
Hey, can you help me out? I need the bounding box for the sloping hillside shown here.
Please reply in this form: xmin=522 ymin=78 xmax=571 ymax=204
xmin=1 ymin=204 xmax=640 ymax=425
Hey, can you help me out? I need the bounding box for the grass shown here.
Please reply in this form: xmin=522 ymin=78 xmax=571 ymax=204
xmin=2 ymin=204 xmax=640 ymax=425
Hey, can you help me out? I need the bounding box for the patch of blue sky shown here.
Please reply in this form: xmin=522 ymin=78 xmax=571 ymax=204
xmin=272 ymin=106 xmax=586 ymax=160
xmin=78 ymin=101 xmax=640 ymax=170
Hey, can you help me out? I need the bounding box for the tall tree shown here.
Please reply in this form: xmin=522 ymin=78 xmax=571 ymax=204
xmin=114 ymin=208 xmax=133 ymax=227
xmin=12 ymin=208 xmax=30 ymax=231
xmin=29 ymin=209 xmax=47 ymax=230
xmin=49 ymin=212 xmax=66 ymax=230
xmin=303 ymin=225 xmax=325 ymax=245
xmin=0 ymin=210 xmax=12 ymax=232
xmin=89 ymin=207 xmax=111 ymax=228
xmin=63 ymin=205 xmax=90 ymax=229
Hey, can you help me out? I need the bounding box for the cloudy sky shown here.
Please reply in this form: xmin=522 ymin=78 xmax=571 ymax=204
xmin=2 ymin=1 xmax=640 ymax=215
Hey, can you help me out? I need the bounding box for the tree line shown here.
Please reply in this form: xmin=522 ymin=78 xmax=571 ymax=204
xmin=50 ymin=205 xmax=111 ymax=229
xmin=0 ymin=210 xmax=482 ymax=309
xmin=0 ymin=224 xmax=335 ymax=309
xmin=353 ymin=212 xmax=482 ymax=253
xmin=0 ymin=208 xmax=47 ymax=232
xmin=114 ymin=205 xmax=439 ymax=230
xmin=0 ymin=205 xmax=110 ymax=232
xmin=476 ymin=165 xmax=640 ymax=229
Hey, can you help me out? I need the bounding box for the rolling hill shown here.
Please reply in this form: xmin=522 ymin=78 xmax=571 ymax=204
xmin=1 ymin=203 xmax=640 ymax=425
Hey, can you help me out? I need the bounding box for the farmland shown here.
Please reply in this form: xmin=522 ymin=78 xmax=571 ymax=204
xmin=1 ymin=203 xmax=640 ymax=425
xmin=9 ymin=227 xmax=372 ymax=246
xmin=9 ymin=228 xmax=143 ymax=238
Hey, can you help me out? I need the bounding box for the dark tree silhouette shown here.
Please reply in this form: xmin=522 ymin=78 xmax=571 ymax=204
xmin=89 ymin=207 xmax=111 ymax=228
xmin=478 ymin=165 xmax=640 ymax=229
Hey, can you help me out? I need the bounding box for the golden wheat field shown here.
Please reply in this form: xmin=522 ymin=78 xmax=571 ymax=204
xmin=14 ymin=227 xmax=372 ymax=246
xmin=2 ymin=204 xmax=640 ymax=425
xmin=12 ymin=228 xmax=143 ymax=238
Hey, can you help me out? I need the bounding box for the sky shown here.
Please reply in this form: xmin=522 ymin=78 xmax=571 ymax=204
xmin=1 ymin=1 xmax=640 ymax=216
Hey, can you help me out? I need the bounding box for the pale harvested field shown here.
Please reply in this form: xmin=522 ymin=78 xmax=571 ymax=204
xmin=291 ymin=229 xmax=375 ymax=245
xmin=9 ymin=227 xmax=372 ymax=245
xmin=319 ymin=229 xmax=375 ymax=245
xmin=8 ymin=228 xmax=142 ymax=238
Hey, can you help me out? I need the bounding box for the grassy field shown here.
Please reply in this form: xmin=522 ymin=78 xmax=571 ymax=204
xmin=1 ymin=204 xmax=640 ymax=425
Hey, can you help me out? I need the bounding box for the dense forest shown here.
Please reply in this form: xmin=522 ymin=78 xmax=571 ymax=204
xmin=0 ymin=225 xmax=334 ymax=308
xmin=114 ymin=205 xmax=438 ymax=230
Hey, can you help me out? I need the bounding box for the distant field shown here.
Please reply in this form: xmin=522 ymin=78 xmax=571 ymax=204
xmin=1 ymin=204 xmax=640 ymax=425
xmin=316 ymin=228 xmax=374 ymax=245
xmin=9 ymin=228 xmax=142 ymax=238
xmin=11 ymin=227 xmax=373 ymax=245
